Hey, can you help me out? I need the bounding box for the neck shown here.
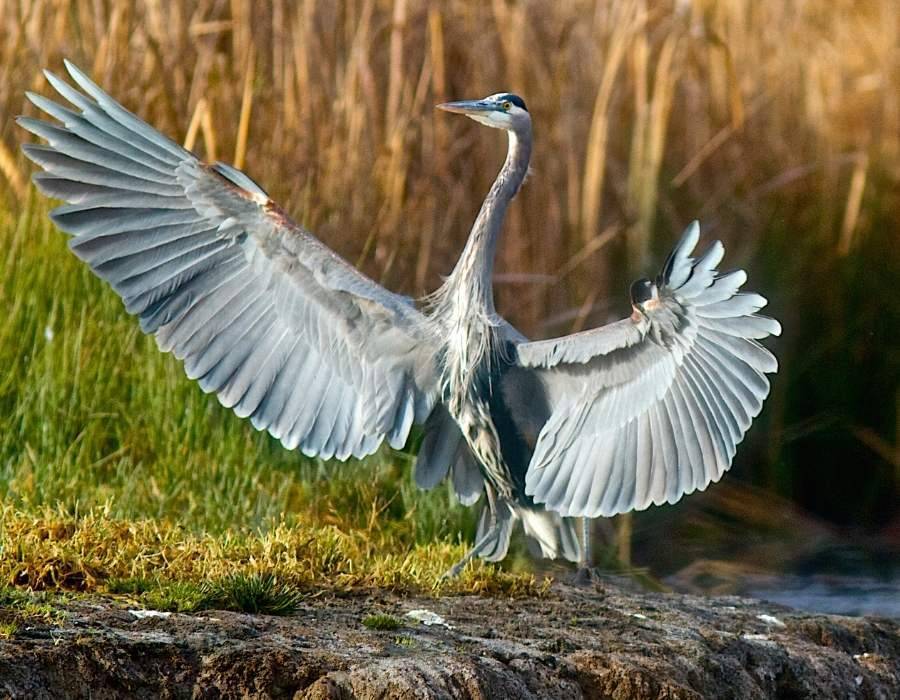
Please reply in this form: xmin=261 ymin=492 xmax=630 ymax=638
xmin=436 ymin=127 xmax=531 ymax=317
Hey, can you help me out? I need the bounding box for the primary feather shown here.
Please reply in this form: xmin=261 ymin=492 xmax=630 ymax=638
xmin=20 ymin=61 xmax=438 ymax=460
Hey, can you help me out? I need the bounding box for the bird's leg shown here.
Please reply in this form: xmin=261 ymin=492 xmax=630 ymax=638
xmin=580 ymin=516 xmax=593 ymax=570
xmin=572 ymin=516 xmax=602 ymax=586
xmin=441 ymin=487 xmax=500 ymax=580
xmin=441 ymin=520 xmax=500 ymax=580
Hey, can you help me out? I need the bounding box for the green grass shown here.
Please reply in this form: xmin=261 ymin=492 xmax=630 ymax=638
xmin=138 ymin=582 xmax=211 ymax=614
xmin=0 ymin=199 xmax=446 ymax=538
xmin=203 ymin=573 xmax=304 ymax=615
xmin=0 ymin=198 xmax=543 ymax=598
xmin=116 ymin=575 xmax=306 ymax=615
xmin=362 ymin=613 xmax=403 ymax=631
xmin=0 ymin=586 xmax=69 ymax=636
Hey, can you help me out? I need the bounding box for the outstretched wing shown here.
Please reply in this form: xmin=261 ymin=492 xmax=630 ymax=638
xmin=20 ymin=60 xmax=438 ymax=460
xmin=515 ymin=222 xmax=780 ymax=517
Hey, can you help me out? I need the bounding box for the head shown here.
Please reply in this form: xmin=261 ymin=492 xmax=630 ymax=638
xmin=630 ymin=278 xmax=659 ymax=314
xmin=436 ymin=92 xmax=530 ymax=134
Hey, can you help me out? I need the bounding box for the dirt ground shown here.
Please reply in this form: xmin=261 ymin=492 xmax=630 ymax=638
xmin=1 ymin=580 xmax=898 ymax=699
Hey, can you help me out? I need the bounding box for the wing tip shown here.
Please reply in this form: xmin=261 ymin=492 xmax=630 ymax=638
xmin=63 ymin=59 xmax=89 ymax=87
xmin=661 ymin=220 xmax=702 ymax=286
xmin=20 ymin=142 xmax=47 ymax=167
xmin=770 ymin=317 xmax=783 ymax=337
xmin=14 ymin=115 xmax=33 ymax=134
xmin=43 ymin=68 xmax=71 ymax=96
xmin=23 ymin=91 xmax=41 ymax=108
xmin=680 ymin=220 xmax=701 ymax=253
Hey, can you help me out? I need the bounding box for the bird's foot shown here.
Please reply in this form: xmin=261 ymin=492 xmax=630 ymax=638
xmin=439 ymin=561 xmax=466 ymax=581
xmin=570 ymin=566 xmax=605 ymax=588
xmin=440 ymin=517 xmax=502 ymax=581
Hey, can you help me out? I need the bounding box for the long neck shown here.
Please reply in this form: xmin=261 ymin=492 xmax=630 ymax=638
xmin=440 ymin=128 xmax=531 ymax=316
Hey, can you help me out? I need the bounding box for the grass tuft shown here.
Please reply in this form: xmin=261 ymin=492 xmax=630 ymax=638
xmin=106 ymin=577 xmax=154 ymax=596
xmin=362 ymin=613 xmax=402 ymax=631
xmin=139 ymin=582 xmax=210 ymax=614
xmin=202 ymin=572 xmax=303 ymax=616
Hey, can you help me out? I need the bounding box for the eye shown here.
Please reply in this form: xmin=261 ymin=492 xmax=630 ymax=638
xmin=501 ymin=100 xmax=511 ymax=111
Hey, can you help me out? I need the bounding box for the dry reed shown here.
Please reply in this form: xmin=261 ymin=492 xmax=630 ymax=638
xmin=1 ymin=1 xmax=894 ymax=315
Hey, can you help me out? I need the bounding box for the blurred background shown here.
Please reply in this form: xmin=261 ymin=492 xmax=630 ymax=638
xmin=0 ymin=1 xmax=897 ymax=614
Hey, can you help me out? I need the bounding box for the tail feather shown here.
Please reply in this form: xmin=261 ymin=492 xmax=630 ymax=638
xmin=415 ymin=404 xmax=485 ymax=506
xmin=414 ymin=404 xmax=460 ymax=490
xmin=475 ymin=504 xmax=580 ymax=563
xmin=476 ymin=502 xmax=515 ymax=563
xmin=519 ymin=508 xmax=580 ymax=562
xmin=451 ymin=443 xmax=483 ymax=506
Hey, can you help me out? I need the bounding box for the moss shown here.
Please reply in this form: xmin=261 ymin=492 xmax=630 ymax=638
xmin=0 ymin=587 xmax=69 ymax=629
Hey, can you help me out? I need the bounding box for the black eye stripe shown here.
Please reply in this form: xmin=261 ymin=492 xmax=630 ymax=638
xmin=497 ymin=93 xmax=527 ymax=112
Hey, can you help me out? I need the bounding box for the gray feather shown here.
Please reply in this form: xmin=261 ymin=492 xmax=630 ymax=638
xmin=23 ymin=61 xmax=438 ymax=462
xmin=451 ymin=446 xmax=483 ymax=506
xmin=519 ymin=223 xmax=779 ymax=518
xmin=415 ymin=405 xmax=461 ymax=490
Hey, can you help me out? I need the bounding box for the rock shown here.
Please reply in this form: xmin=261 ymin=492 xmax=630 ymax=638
xmin=0 ymin=582 xmax=897 ymax=699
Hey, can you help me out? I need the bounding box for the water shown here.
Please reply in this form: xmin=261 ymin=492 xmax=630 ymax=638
xmin=745 ymin=575 xmax=900 ymax=619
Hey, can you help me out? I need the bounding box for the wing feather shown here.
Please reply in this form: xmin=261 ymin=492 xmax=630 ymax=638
xmin=633 ymin=412 xmax=654 ymax=507
xmin=25 ymin=91 xmax=177 ymax=175
xmin=231 ymin=327 xmax=292 ymax=417
xmin=197 ymin=297 xmax=273 ymax=394
xmin=42 ymin=70 xmax=184 ymax=167
xmin=271 ymin=350 xmax=318 ymax=446
xmin=22 ymin=61 xmax=438 ymax=460
xmin=681 ymin=358 xmax=730 ymax=468
xmin=18 ymin=117 xmax=178 ymax=184
xmin=648 ymin=403 xmax=674 ymax=506
xmin=599 ymin=432 xmax=626 ymax=515
xmin=305 ymin=379 xmax=345 ymax=460
xmin=518 ymin=222 xmax=780 ymax=517
xmin=414 ymin=405 xmax=460 ymax=490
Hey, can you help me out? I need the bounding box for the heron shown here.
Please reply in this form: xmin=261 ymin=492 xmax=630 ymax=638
xmin=20 ymin=62 xmax=780 ymax=578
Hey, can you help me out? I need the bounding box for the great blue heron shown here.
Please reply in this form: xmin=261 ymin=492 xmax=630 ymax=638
xmin=20 ymin=62 xmax=780 ymax=577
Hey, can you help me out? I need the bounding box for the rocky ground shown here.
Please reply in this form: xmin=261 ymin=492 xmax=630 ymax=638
xmin=1 ymin=580 xmax=898 ymax=699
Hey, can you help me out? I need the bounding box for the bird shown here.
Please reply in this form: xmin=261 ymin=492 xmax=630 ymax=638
xmin=20 ymin=61 xmax=781 ymax=578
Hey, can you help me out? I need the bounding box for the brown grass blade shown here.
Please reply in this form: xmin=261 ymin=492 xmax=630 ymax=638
xmin=0 ymin=141 xmax=26 ymax=200
xmin=234 ymin=44 xmax=256 ymax=170
xmin=838 ymin=153 xmax=869 ymax=256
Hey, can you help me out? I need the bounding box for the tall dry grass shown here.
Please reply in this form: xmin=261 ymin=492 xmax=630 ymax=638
xmin=0 ymin=0 xmax=897 ymax=532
